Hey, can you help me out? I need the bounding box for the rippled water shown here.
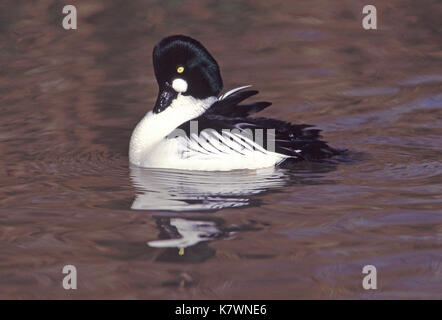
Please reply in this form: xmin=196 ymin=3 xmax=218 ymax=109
xmin=1 ymin=1 xmax=441 ymax=299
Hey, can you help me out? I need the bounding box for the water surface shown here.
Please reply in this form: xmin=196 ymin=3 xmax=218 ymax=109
xmin=0 ymin=0 xmax=441 ymax=299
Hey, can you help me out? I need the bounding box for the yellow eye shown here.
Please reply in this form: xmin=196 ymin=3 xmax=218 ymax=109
xmin=177 ymin=66 xmax=184 ymax=73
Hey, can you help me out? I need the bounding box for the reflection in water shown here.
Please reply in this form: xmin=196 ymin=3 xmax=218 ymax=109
xmin=130 ymin=162 xmax=339 ymax=211
xmin=130 ymin=166 xmax=291 ymax=261
xmin=148 ymin=218 xmax=222 ymax=249
xmin=149 ymin=216 xmax=224 ymax=263
xmin=148 ymin=215 xmax=264 ymax=263
xmin=130 ymin=165 xmax=290 ymax=211
xmin=131 ymin=163 xmax=339 ymax=262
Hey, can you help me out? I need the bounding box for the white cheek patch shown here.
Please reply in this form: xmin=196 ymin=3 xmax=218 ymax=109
xmin=172 ymin=78 xmax=188 ymax=93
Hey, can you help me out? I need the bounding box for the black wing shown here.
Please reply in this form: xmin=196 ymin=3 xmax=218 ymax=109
xmin=207 ymin=90 xmax=272 ymax=117
xmin=177 ymin=89 xmax=342 ymax=161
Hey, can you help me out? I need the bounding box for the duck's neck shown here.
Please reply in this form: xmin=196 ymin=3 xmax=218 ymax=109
xmin=129 ymin=94 xmax=217 ymax=165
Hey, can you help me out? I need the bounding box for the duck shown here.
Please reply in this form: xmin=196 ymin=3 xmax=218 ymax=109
xmin=129 ymin=35 xmax=342 ymax=171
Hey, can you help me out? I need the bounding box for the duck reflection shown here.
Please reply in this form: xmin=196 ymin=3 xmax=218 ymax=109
xmin=148 ymin=217 xmax=223 ymax=249
xmin=148 ymin=215 xmax=263 ymax=263
xmin=130 ymin=165 xmax=290 ymax=211
xmin=129 ymin=163 xmax=339 ymax=262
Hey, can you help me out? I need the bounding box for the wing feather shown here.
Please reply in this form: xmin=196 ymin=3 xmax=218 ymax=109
xmin=174 ymin=86 xmax=343 ymax=162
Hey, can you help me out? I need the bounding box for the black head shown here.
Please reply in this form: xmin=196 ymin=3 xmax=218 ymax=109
xmin=152 ymin=35 xmax=223 ymax=113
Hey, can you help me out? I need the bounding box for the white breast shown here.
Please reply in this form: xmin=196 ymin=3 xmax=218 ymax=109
xmin=129 ymin=94 xmax=216 ymax=166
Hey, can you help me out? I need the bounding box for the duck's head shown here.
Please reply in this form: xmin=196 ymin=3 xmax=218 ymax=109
xmin=152 ymin=35 xmax=223 ymax=114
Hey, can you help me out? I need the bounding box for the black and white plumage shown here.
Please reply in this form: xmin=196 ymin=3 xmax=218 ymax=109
xmin=129 ymin=35 xmax=342 ymax=171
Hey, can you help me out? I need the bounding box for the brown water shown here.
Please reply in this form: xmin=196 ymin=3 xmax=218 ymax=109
xmin=1 ymin=0 xmax=441 ymax=299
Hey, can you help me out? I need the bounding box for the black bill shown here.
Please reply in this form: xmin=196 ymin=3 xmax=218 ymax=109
xmin=153 ymin=82 xmax=178 ymax=114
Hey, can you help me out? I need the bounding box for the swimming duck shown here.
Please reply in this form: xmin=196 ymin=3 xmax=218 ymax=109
xmin=129 ymin=35 xmax=341 ymax=171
